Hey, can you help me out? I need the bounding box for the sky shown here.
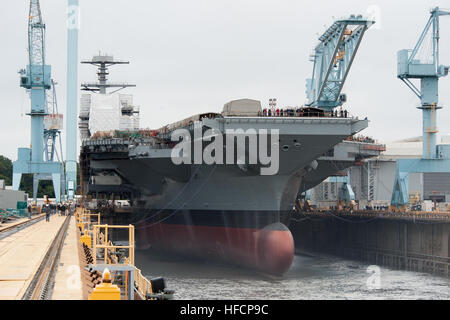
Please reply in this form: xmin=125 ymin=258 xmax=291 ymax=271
xmin=1 ymin=0 xmax=450 ymax=161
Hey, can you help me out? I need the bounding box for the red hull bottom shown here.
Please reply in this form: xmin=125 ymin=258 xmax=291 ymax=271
xmin=137 ymin=222 xmax=294 ymax=275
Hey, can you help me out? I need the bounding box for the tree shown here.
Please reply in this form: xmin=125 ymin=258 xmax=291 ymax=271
xmin=0 ymin=155 xmax=12 ymax=186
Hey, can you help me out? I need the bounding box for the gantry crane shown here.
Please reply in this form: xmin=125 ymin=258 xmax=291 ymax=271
xmin=44 ymin=80 xmax=64 ymax=164
xmin=306 ymin=15 xmax=374 ymax=110
xmin=303 ymin=15 xmax=374 ymax=205
xmin=391 ymin=7 xmax=450 ymax=206
xmin=13 ymin=0 xmax=65 ymax=203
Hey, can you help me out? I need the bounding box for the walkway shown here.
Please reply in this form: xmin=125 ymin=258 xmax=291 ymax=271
xmin=0 ymin=215 xmax=65 ymax=299
xmin=51 ymin=216 xmax=84 ymax=300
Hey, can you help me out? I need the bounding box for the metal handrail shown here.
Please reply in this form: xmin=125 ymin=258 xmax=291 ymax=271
xmin=92 ymin=224 xmax=135 ymax=266
xmin=134 ymin=267 xmax=153 ymax=299
xmin=90 ymin=222 xmax=154 ymax=299
xmin=303 ymin=209 xmax=450 ymax=220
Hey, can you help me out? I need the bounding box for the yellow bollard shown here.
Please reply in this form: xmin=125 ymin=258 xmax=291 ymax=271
xmin=77 ymin=214 xmax=83 ymax=229
xmin=80 ymin=228 xmax=92 ymax=248
xmin=89 ymin=268 xmax=121 ymax=300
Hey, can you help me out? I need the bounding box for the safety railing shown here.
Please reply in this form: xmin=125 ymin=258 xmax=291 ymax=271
xmin=134 ymin=267 xmax=153 ymax=299
xmin=259 ymin=108 xmax=353 ymax=118
xmin=92 ymin=224 xmax=135 ymax=265
xmin=303 ymin=209 xmax=450 ymax=220
xmin=76 ymin=208 xmax=101 ymax=236
xmin=88 ymin=223 xmax=156 ymax=300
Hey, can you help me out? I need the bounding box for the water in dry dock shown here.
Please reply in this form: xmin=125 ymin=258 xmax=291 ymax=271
xmin=135 ymin=251 xmax=449 ymax=300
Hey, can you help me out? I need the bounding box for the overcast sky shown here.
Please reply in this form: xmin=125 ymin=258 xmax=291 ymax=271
xmin=2 ymin=0 xmax=450 ymax=161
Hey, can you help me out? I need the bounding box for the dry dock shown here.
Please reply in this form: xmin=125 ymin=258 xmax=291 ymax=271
xmin=291 ymin=210 xmax=450 ymax=277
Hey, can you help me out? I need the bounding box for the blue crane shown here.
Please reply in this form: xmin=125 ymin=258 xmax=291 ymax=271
xmin=44 ymin=80 xmax=64 ymax=164
xmin=303 ymin=15 xmax=374 ymax=205
xmin=13 ymin=0 xmax=65 ymax=203
xmin=306 ymin=15 xmax=374 ymax=110
xmin=391 ymin=7 xmax=450 ymax=206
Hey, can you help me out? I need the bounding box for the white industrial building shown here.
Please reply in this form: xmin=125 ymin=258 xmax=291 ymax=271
xmin=311 ymin=135 xmax=450 ymax=208
xmin=0 ymin=180 xmax=27 ymax=210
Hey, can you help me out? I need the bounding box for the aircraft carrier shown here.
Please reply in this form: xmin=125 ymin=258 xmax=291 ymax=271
xmin=78 ymin=55 xmax=379 ymax=275
xmin=78 ymin=16 xmax=385 ymax=275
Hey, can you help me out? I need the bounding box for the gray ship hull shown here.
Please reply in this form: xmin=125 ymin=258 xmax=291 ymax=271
xmin=81 ymin=116 xmax=369 ymax=274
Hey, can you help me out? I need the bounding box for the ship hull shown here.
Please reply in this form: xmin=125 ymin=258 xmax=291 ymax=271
xmin=135 ymin=210 xmax=294 ymax=275
xmin=80 ymin=116 xmax=370 ymax=275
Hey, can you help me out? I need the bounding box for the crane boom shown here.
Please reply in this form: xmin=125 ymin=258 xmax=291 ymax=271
xmin=306 ymin=15 xmax=374 ymax=110
xmin=28 ymin=0 xmax=45 ymax=67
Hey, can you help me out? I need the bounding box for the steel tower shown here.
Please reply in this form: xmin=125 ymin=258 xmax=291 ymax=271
xmin=81 ymin=55 xmax=135 ymax=94
xmin=13 ymin=0 xmax=65 ymax=203
xmin=391 ymin=7 xmax=450 ymax=206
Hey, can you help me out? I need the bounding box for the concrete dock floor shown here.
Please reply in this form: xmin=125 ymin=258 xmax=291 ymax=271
xmin=51 ymin=216 xmax=83 ymax=300
xmin=0 ymin=215 xmax=65 ymax=299
xmin=0 ymin=214 xmax=45 ymax=232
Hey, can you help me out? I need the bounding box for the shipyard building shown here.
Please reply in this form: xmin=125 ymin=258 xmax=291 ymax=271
xmin=310 ymin=135 xmax=450 ymax=209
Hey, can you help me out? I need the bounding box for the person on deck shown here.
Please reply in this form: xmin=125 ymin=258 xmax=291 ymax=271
xmin=45 ymin=203 xmax=50 ymax=222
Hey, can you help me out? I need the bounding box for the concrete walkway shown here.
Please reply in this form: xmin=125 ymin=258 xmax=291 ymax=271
xmin=51 ymin=216 xmax=84 ymax=300
xmin=0 ymin=215 xmax=65 ymax=300
xmin=0 ymin=214 xmax=45 ymax=232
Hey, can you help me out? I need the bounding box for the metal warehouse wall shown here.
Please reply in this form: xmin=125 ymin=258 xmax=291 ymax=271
xmin=373 ymin=160 xmax=396 ymax=202
xmin=423 ymin=172 xmax=450 ymax=200
xmin=0 ymin=190 xmax=27 ymax=209
xmin=310 ymin=160 xmax=431 ymax=204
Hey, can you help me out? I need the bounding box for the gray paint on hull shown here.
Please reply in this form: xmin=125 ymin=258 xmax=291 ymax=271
xmin=82 ymin=117 xmax=370 ymax=215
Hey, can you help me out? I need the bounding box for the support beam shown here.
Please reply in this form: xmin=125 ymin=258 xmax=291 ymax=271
xmin=66 ymin=0 xmax=80 ymax=200
xmin=391 ymin=158 xmax=450 ymax=206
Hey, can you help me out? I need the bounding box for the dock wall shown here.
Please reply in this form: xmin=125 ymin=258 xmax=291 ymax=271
xmin=290 ymin=213 xmax=450 ymax=277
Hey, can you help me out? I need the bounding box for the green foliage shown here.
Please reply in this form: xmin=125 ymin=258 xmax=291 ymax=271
xmin=0 ymin=155 xmax=13 ymax=186
xmin=18 ymin=174 xmax=55 ymax=198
